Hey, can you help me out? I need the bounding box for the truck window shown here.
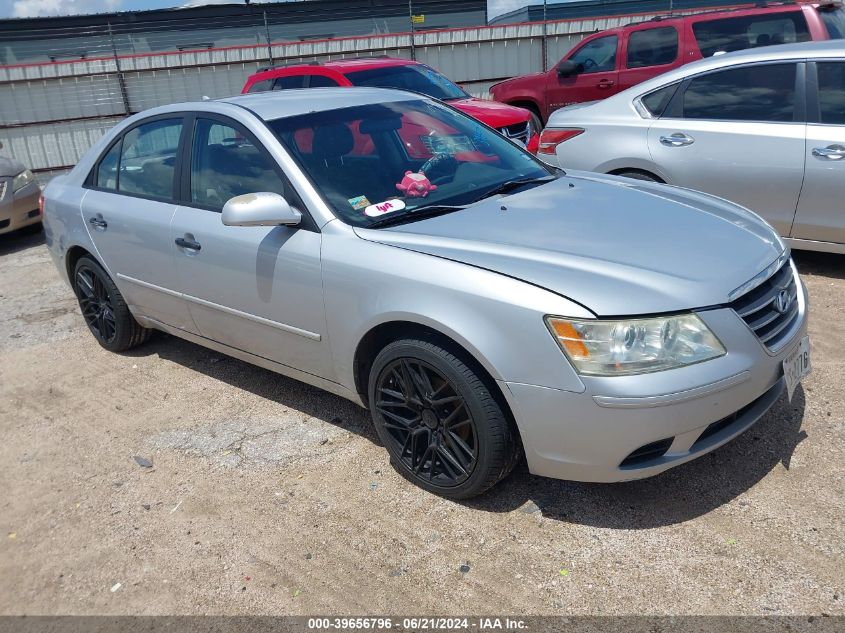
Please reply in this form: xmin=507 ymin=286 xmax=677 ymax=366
xmin=627 ymin=27 xmax=679 ymax=68
xmin=309 ymin=75 xmax=340 ymax=87
xmin=692 ymin=12 xmax=811 ymax=57
xmin=567 ymin=35 xmax=618 ymax=74
xmin=819 ymin=6 xmax=845 ymax=38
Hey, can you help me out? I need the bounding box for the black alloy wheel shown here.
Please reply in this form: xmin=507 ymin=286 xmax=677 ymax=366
xmin=72 ymin=256 xmax=151 ymax=352
xmin=368 ymin=339 xmax=519 ymax=499
xmin=375 ymin=357 xmax=478 ymax=487
xmin=76 ymin=265 xmax=117 ymax=344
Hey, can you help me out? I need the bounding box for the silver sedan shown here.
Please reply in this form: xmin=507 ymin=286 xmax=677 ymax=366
xmin=0 ymin=149 xmax=41 ymax=236
xmin=43 ymin=87 xmax=809 ymax=498
xmin=538 ymin=41 xmax=845 ymax=255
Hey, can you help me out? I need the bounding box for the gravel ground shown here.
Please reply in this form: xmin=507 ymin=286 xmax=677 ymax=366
xmin=0 ymin=227 xmax=842 ymax=616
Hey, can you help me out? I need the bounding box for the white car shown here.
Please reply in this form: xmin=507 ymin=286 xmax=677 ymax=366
xmin=537 ymin=41 xmax=845 ymax=254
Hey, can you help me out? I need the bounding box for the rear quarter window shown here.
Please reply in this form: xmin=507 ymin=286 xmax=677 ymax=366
xmin=247 ymin=79 xmax=272 ymax=93
xmin=692 ymin=11 xmax=811 ymax=57
xmin=640 ymin=83 xmax=679 ymax=116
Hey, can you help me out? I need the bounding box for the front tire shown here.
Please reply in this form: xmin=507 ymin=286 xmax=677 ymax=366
xmin=73 ymin=256 xmax=151 ymax=352
xmin=368 ymin=339 xmax=519 ymax=499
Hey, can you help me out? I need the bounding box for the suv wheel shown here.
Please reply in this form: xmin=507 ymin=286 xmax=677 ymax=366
xmin=368 ymin=338 xmax=519 ymax=499
xmin=73 ymin=256 xmax=151 ymax=352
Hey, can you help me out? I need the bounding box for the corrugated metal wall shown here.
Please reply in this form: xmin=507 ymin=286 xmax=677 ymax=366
xmin=0 ymin=10 xmax=687 ymax=181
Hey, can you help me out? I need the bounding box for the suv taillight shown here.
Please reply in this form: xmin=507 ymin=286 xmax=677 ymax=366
xmin=538 ymin=128 xmax=584 ymax=155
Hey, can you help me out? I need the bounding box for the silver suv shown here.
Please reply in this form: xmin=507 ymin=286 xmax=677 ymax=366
xmin=539 ymin=41 xmax=845 ymax=254
xmin=43 ymin=88 xmax=809 ymax=498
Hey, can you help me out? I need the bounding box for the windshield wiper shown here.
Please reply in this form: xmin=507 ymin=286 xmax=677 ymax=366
xmin=367 ymin=204 xmax=468 ymax=229
xmin=470 ymin=175 xmax=557 ymax=203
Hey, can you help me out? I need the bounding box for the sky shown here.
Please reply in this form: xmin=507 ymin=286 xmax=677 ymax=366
xmin=1 ymin=0 xmax=546 ymax=21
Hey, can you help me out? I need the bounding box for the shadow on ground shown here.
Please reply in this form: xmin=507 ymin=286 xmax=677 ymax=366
xmin=0 ymin=224 xmax=44 ymax=256
xmin=793 ymin=250 xmax=844 ymax=281
xmin=126 ymin=331 xmax=807 ymax=530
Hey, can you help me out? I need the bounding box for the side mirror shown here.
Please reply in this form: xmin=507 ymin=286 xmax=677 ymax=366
xmin=556 ymin=60 xmax=579 ymax=78
xmin=221 ymin=192 xmax=302 ymax=227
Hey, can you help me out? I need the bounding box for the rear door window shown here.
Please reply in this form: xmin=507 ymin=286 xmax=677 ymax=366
xmin=692 ymin=12 xmax=811 ymax=57
xmin=680 ymin=63 xmax=796 ymax=122
xmin=308 ymin=75 xmax=340 ymax=87
xmin=272 ymin=76 xmax=306 ymax=90
xmin=817 ymin=62 xmax=845 ymax=125
xmin=819 ymin=6 xmax=845 ymax=38
xmin=626 ymin=27 xmax=679 ymax=68
xmin=118 ymin=119 xmax=183 ymax=200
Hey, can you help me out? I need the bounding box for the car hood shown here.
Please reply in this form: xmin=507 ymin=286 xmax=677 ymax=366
xmin=449 ymin=97 xmax=530 ymax=128
xmin=0 ymin=155 xmax=25 ymax=178
xmin=354 ymin=172 xmax=784 ymax=316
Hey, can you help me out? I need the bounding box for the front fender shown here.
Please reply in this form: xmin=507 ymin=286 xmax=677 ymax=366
xmin=321 ymin=227 xmax=590 ymax=396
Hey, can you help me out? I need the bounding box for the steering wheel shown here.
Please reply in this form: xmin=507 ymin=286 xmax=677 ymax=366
xmin=420 ymin=153 xmax=459 ymax=185
xmin=582 ymin=58 xmax=597 ymax=70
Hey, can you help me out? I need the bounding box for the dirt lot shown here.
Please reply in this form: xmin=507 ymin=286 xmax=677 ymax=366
xmin=0 ymin=228 xmax=843 ymax=616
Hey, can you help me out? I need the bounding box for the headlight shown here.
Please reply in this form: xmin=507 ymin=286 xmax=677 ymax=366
xmin=12 ymin=169 xmax=35 ymax=192
xmin=546 ymin=314 xmax=725 ymax=376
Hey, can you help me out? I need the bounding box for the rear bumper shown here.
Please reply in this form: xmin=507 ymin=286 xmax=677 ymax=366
xmin=0 ymin=181 xmax=41 ymax=235
xmin=500 ymin=275 xmax=809 ymax=483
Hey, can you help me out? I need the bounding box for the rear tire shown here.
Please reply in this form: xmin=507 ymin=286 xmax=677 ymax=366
xmin=613 ymin=170 xmax=660 ymax=182
xmin=368 ymin=338 xmax=519 ymax=499
xmin=72 ymin=256 xmax=151 ymax=352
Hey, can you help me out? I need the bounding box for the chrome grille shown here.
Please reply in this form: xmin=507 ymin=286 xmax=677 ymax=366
xmin=0 ymin=180 xmax=7 ymax=201
xmin=729 ymin=260 xmax=799 ymax=351
xmin=497 ymin=121 xmax=530 ymax=145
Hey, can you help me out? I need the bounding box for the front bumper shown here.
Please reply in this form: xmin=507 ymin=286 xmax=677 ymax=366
xmin=0 ymin=179 xmax=41 ymax=235
xmin=500 ymin=273 xmax=809 ymax=483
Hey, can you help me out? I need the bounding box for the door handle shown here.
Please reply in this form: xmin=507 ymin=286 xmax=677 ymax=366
xmin=88 ymin=216 xmax=107 ymax=229
xmin=597 ymin=79 xmax=615 ymax=89
xmin=812 ymin=145 xmax=845 ymax=160
xmin=660 ymin=133 xmax=695 ymax=147
xmin=175 ymin=237 xmax=201 ymax=251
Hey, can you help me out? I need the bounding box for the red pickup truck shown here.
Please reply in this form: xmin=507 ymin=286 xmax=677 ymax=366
xmin=490 ymin=1 xmax=845 ymax=127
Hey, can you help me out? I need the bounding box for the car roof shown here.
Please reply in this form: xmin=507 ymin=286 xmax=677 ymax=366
xmin=629 ymin=40 xmax=845 ymax=94
xmin=256 ymin=56 xmax=418 ymax=76
xmin=218 ymin=86 xmax=420 ymax=120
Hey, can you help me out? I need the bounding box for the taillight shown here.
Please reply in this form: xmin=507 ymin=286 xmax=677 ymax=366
xmin=38 ymin=194 xmax=45 ymax=217
xmin=538 ymin=128 xmax=584 ymax=155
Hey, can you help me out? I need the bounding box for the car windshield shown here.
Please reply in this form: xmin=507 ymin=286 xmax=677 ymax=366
xmin=344 ymin=65 xmax=468 ymax=101
xmin=267 ymin=99 xmax=552 ymax=228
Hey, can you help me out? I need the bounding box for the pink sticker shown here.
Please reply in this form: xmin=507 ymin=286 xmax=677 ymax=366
xmin=364 ymin=199 xmax=406 ymax=217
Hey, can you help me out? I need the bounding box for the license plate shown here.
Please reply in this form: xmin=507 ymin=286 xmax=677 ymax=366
xmin=783 ymin=335 xmax=811 ymax=402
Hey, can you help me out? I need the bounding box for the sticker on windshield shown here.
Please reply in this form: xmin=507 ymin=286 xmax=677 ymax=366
xmin=364 ymin=199 xmax=406 ymax=217
xmin=348 ymin=195 xmax=371 ymax=210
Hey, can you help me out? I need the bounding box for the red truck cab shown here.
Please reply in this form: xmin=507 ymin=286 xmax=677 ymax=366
xmin=243 ymin=57 xmax=539 ymax=152
xmin=490 ymin=1 xmax=844 ymax=125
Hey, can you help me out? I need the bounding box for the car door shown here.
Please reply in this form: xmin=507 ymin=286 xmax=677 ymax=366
xmin=82 ymin=115 xmax=195 ymax=331
xmin=791 ymin=60 xmax=845 ymax=245
xmin=647 ymin=61 xmax=806 ymax=237
xmin=169 ymin=114 xmax=332 ymax=378
xmin=618 ymin=24 xmax=683 ymax=92
xmin=546 ymin=34 xmax=620 ymax=116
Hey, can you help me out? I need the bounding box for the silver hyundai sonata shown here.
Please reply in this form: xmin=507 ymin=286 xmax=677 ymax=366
xmin=43 ymin=87 xmax=810 ymax=498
